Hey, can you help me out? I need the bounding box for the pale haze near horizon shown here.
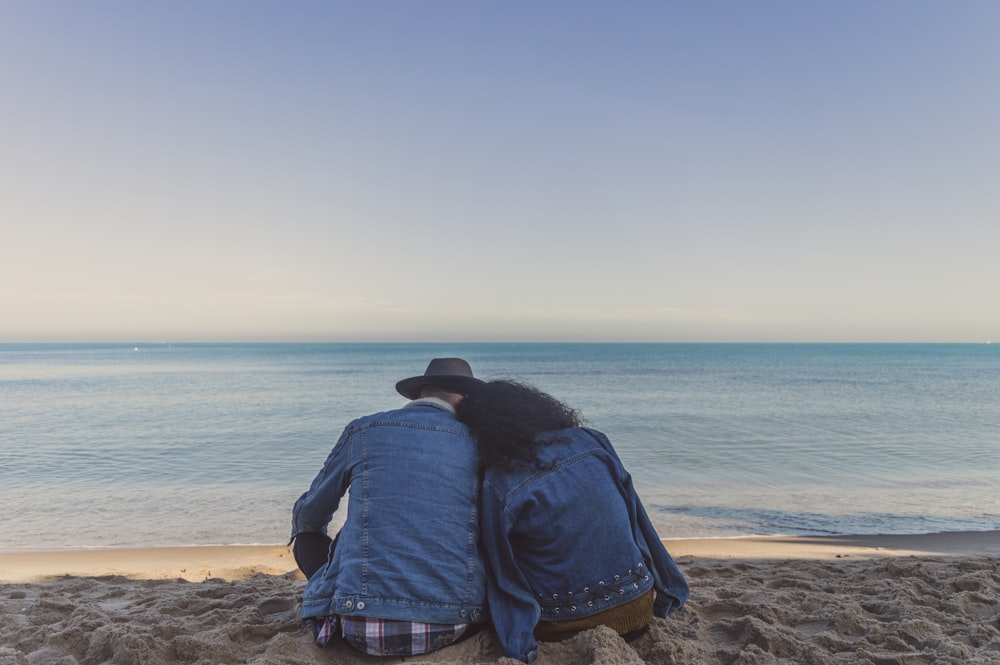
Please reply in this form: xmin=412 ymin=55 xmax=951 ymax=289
xmin=2 ymin=2 xmax=997 ymax=343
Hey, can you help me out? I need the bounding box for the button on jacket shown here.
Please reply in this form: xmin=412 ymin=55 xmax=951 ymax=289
xmin=480 ymin=427 xmax=690 ymax=663
xmin=291 ymin=400 xmax=488 ymax=624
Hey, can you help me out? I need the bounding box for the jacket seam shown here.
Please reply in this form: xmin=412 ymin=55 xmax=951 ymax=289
xmin=500 ymin=448 xmax=608 ymax=501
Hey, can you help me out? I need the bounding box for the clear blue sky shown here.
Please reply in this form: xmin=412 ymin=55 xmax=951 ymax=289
xmin=2 ymin=1 xmax=997 ymax=342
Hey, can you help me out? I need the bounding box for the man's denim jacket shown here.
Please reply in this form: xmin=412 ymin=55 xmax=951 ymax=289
xmin=291 ymin=400 xmax=488 ymax=624
xmin=480 ymin=427 xmax=690 ymax=663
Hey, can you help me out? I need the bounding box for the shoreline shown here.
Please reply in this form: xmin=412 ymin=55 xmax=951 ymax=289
xmin=2 ymin=530 xmax=998 ymax=583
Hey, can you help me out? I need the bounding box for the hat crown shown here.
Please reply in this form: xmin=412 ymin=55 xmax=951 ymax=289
xmin=422 ymin=357 xmax=475 ymax=379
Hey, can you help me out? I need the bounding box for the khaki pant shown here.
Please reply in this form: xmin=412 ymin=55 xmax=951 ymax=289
xmin=534 ymin=588 xmax=654 ymax=642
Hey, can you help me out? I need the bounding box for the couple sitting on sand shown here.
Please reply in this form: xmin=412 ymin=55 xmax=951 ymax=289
xmin=290 ymin=358 xmax=689 ymax=664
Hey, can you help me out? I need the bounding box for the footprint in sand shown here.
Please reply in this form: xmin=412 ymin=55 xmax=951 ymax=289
xmin=258 ymin=597 xmax=297 ymax=617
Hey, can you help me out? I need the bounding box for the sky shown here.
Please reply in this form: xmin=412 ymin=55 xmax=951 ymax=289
xmin=2 ymin=1 xmax=998 ymax=343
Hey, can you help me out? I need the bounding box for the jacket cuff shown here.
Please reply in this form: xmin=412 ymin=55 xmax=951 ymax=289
xmin=520 ymin=645 xmax=539 ymax=663
xmin=653 ymin=593 xmax=668 ymax=618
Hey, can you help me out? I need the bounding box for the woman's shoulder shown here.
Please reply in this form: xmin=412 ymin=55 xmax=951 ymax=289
xmin=542 ymin=426 xmax=610 ymax=448
xmin=514 ymin=428 xmax=613 ymax=472
xmin=482 ymin=429 xmax=622 ymax=504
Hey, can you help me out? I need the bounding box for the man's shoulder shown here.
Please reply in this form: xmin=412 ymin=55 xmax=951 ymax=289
xmin=345 ymin=405 xmax=410 ymax=428
xmin=347 ymin=403 xmax=463 ymax=431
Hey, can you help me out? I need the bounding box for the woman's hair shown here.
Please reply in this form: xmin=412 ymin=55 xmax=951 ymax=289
xmin=456 ymin=380 xmax=581 ymax=472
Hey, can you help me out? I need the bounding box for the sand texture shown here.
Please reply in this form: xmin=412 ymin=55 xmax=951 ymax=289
xmin=2 ymin=551 xmax=999 ymax=664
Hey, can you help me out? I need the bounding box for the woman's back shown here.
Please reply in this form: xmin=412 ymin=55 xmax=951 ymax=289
xmin=457 ymin=380 xmax=688 ymax=663
xmin=481 ymin=428 xmax=652 ymax=605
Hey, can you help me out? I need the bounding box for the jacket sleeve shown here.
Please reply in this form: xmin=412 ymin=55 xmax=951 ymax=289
xmin=585 ymin=428 xmax=690 ymax=617
xmin=479 ymin=482 xmax=542 ymax=664
xmin=633 ymin=484 xmax=690 ymax=616
xmin=290 ymin=424 xmax=355 ymax=541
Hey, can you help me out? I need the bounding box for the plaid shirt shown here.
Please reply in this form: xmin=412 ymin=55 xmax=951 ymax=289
xmin=312 ymin=615 xmax=470 ymax=656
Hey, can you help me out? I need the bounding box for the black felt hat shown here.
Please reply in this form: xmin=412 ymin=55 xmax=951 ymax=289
xmin=395 ymin=358 xmax=484 ymax=400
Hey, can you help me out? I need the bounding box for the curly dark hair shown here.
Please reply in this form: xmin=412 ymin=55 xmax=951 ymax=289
xmin=456 ymin=380 xmax=581 ymax=473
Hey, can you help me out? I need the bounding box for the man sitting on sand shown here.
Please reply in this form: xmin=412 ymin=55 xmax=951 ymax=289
xmin=290 ymin=358 xmax=489 ymax=657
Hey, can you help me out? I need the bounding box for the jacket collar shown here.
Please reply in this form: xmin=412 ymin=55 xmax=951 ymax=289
xmin=407 ymin=396 xmax=457 ymax=415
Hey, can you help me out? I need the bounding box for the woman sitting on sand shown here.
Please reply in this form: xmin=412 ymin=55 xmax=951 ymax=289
xmin=456 ymin=380 xmax=689 ymax=663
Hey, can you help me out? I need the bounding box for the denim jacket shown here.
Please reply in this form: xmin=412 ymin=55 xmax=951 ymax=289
xmin=291 ymin=400 xmax=488 ymax=624
xmin=480 ymin=427 xmax=690 ymax=663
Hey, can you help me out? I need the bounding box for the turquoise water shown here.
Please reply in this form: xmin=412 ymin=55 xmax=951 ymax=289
xmin=1 ymin=343 xmax=998 ymax=551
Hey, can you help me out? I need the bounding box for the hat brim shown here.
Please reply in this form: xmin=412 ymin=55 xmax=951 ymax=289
xmin=395 ymin=375 xmax=484 ymax=400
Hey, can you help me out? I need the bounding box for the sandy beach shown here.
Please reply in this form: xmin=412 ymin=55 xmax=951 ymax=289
xmin=2 ymin=532 xmax=998 ymax=664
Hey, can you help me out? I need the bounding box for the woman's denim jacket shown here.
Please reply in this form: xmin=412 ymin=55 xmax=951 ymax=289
xmin=291 ymin=400 xmax=488 ymax=625
xmin=480 ymin=427 xmax=690 ymax=663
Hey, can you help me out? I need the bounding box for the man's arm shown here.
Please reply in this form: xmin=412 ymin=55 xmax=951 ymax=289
xmin=290 ymin=425 xmax=355 ymax=541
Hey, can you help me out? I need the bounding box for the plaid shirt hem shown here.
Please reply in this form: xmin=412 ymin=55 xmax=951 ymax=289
xmin=312 ymin=615 xmax=469 ymax=656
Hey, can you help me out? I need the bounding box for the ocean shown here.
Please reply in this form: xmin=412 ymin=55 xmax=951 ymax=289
xmin=1 ymin=343 xmax=998 ymax=552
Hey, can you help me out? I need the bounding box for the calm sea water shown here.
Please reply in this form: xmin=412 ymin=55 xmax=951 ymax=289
xmin=1 ymin=343 xmax=998 ymax=552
